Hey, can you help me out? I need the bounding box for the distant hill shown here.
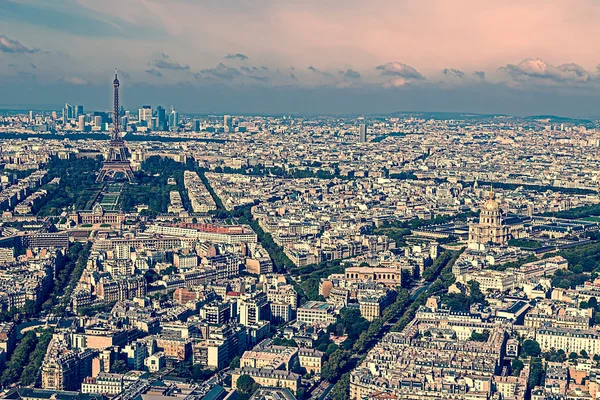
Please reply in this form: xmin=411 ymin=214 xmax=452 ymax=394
xmin=386 ymin=111 xmax=509 ymax=120
xmin=524 ymin=115 xmax=593 ymax=125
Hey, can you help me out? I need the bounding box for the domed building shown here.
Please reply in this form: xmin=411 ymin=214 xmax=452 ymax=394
xmin=468 ymin=189 xmax=510 ymax=250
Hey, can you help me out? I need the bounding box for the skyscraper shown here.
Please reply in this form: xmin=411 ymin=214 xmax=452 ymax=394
xmin=193 ymin=119 xmax=200 ymax=132
xmin=358 ymin=123 xmax=367 ymax=143
xmin=78 ymin=115 xmax=85 ymax=131
xmin=121 ymin=115 xmax=128 ymax=130
xmin=94 ymin=116 xmax=103 ymax=129
xmin=224 ymin=115 xmax=232 ymax=132
xmin=76 ymin=105 xmax=84 ymax=118
xmin=169 ymin=107 xmax=179 ymax=131
xmin=63 ymin=103 xmax=73 ymax=123
xmin=138 ymin=105 xmax=152 ymax=127
xmin=156 ymin=106 xmax=166 ymax=131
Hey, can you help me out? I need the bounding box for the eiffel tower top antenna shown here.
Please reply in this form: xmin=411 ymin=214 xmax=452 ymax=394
xmin=112 ymin=68 xmax=121 ymax=140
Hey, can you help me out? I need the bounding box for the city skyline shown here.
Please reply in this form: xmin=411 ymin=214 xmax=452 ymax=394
xmin=3 ymin=0 xmax=600 ymax=116
xmin=5 ymin=3 xmax=600 ymax=400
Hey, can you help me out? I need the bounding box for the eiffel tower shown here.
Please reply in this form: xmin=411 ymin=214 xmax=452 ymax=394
xmin=96 ymin=69 xmax=135 ymax=183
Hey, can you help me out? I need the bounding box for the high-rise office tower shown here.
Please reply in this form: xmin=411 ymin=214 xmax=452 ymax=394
xmin=359 ymin=123 xmax=367 ymax=143
xmin=63 ymin=103 xmax=73 ymax=123
xmin=169 ymin=107 xmax=179 ymax=131
xmin=193 ymin=119 xmax=200 ymax=132
xmin=138 ymin=105 xmax=152 ymax=127
xmin=94 ymin=116 xmax=103 ymax=129
xmin=29 ymin=110 xmax=33 ymax=121
xmin=76 ymin=105 xmax=84 ymax=118
xmin=156 ymin=106 xmax=166 ymax=131
xmin=223 ymin=115 xmax=232 ymax=131
xmin=78 ymin=115 xmax=85 ymax=131
xmin=121 ymin=116 xmax=128 ymax=131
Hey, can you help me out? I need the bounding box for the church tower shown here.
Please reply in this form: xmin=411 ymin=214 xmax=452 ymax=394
xmin=468 ymin=188 xmax=510 ymax=250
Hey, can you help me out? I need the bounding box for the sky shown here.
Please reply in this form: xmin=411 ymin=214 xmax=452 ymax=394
xmin=2 ymin=0 xmax=600 ymax=116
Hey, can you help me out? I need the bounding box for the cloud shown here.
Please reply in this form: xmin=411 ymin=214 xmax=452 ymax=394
xmin=473 ymin=71 xmax=485 ymax=80
xmin=443 ymin=68 xmax=464 ymax=78
xmin=376 ymin=62 xmax=425 ymax=87
xmin=248 ymin=75 xmax=270 ymax=82
xmin=340 ymin=69 xmax=361 ymax=80
xmin=149 ymin=53 xmax=190 ymax=71
xmin=0 ymin=35 xmax=39 ymax=54
xmin=241 ymin=66 xmax=260 ymax=73
xmin=307 ymin=66 xmax=333 ymax=77
xmin=63 ymin=77 xmax=89 ymax=85
xmin=377 ymin=62 xmax=424 ymax=79
xmin=237 ymin=65 xmax=270 ymax=82
xmin=144 ymin=68 xmax=163 ymax=77
xmin=30 ymin=63 xmax=37 ymax=69
xmin=199 ymin=63 xmax=242 ymax=80
xmin=499 ymin=58 xmax=591 ymax=84
xmin=224 ymin=53 xmax=248 ymax=61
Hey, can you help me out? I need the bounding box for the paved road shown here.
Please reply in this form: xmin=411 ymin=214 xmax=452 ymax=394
xmin=410 ymin=281 xmax=432 ymax=300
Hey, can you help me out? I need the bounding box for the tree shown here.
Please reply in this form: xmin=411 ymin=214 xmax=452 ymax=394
xmin=470 ymin=330 xmax=490 ymax=342
xmin=21 ymin=300 xmax=38 ymax=318
xmin=236 ymin=375 xmax=256 ymax=394
xmin=326 ymin=343 xmax=339 ymax=356
xmin=330 ymin=373 xmax=350 ymax=400
xmin=191 ymin=365 xmax=212 ymax=381
xmin=521 ymin=339 xmax=541 ymax=357
xmin=322 ymin=350 xmax=351 ymax=382
xmin=543 ymin=349 xmax=566 ymax=363
xmin=111 ymin=359 xmax=128 ymax=374
xmin=528 ymin=359 xmax=544 ymax=389
xmin=467 ymin=280 xmax=486 ymax=305
xmin=511 ymin=359 xmax=524 ymax=376
xmin=230 ymin=356 xmax=240 ymax=369
xmin=580 ymin=349 xmax=589 ymax=359
xmin=1 ymin=331 xmax=38 ymax=386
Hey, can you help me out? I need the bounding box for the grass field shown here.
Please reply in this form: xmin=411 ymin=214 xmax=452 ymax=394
xmin=96 ymin=183 xmax=124 ymax=211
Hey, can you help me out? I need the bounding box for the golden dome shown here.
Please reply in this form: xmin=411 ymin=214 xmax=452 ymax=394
xmin=482 ymin=188 xmax=499 ymax=211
